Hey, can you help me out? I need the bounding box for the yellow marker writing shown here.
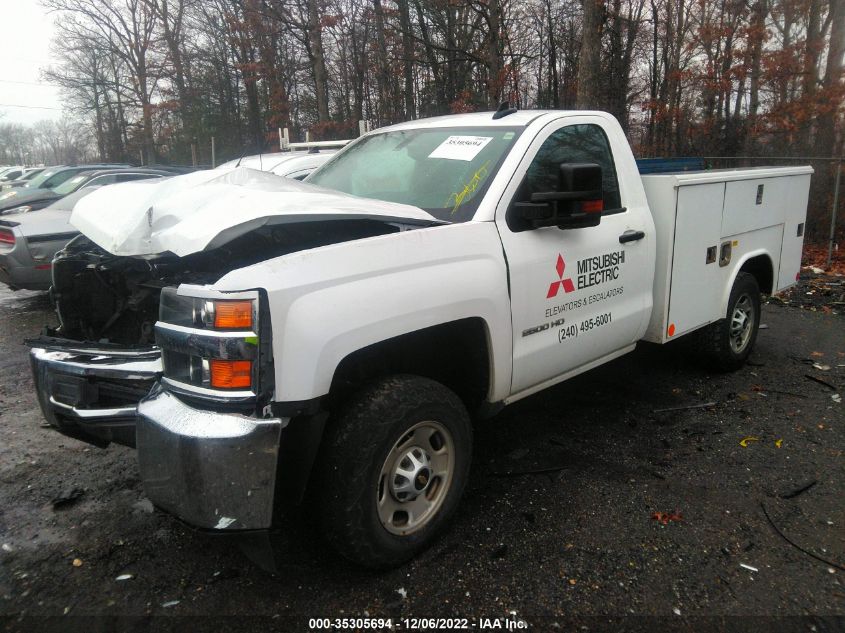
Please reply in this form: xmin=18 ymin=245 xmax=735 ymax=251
xmin=447 ymin=160 xmax=491 ymax=214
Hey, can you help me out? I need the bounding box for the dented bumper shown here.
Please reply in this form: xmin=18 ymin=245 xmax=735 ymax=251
xmin=136 ymin=385 xmax=286 ymax=531
xmin=29 ymin=343 xmax=162 ymax=447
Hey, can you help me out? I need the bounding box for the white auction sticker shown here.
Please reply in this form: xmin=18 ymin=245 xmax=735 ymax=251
xmin=428 ymin=136 xmax=493 ymax=161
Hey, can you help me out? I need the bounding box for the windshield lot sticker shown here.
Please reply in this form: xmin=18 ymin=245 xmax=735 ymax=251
xmin=429 ymin=136 xmax=493 ymax=161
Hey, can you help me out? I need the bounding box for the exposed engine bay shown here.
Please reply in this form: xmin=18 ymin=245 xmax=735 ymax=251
xmin=48 ymin=219 xmax=402 ymax=345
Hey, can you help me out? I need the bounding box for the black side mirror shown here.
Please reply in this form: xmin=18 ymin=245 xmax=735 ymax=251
xmin=508 ymin=163 xmax=604 ymax=231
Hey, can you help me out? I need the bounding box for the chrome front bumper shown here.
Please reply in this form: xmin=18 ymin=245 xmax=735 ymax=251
xmin=30 ymin=345 xmax=162 ymax=447
xmin=136 ymin=386 xmax=287 ymax=531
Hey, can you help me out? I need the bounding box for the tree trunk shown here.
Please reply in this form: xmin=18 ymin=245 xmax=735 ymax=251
xmin=816 ymin=0 xmax=845 ymax=160
xmin=487 ymin=0 xmax=503 ymax=108
xmin=577 ymin=0 xmax=604 ymax=108
xmin=307 ymin=0 xmax=330 ymax=121
xmin=398 ymin=0 xmax=415 ymax=119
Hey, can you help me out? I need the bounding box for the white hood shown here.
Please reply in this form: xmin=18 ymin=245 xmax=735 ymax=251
xmin=70 ymin=167 xmax=438 ymax=257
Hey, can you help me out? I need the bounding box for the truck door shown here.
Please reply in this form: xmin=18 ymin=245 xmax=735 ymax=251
xmin=496 ymin=118 xmax=652 ymax=397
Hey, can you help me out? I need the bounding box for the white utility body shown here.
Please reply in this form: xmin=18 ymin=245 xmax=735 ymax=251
xmin=32 ymin=110 xmax=812 ymax=568
xmin=642 ymin=167 xmax=811 ymax=343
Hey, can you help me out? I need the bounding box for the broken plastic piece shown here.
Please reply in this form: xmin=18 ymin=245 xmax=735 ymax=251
xmin=214 ymin=516 xmax=237 ymax=529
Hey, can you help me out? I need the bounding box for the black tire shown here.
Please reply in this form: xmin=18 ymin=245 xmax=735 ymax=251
xmin=315 ymin=374 xmax=472 ymax=568
xmin=697 ymin=272 xmax=761 ymax=371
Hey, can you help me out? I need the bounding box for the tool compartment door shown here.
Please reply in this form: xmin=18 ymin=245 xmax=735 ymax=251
xmin=667 ymin=183 xmax=724 ymax=338
xmin=776 ymin=174 xmax=811 ymax=291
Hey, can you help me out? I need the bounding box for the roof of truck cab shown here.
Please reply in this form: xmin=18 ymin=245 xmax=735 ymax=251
xmin=377 ymin=110 xmax=614 ymax=132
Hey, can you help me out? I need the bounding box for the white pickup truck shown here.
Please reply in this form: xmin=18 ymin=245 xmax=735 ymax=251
xmin=28 ymin=110 xmax=811 ymax=568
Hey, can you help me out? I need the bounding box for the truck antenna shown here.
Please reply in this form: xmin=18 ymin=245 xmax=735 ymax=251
xmin=492 ymin=101 xmax=517 ymax=120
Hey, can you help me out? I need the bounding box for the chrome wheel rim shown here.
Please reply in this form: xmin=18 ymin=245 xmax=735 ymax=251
xmin=377 ymin=420 xmax=454 ymax=536
xmin=729 ymin=293 xmax=755 ymax=354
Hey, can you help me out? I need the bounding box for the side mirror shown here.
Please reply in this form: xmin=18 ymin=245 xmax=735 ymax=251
xmin=509 ymin=163 xmax=604 ymax=231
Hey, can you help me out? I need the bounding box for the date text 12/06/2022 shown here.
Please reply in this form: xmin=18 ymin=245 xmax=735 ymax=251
xmin=307 ymin=616 xmax=530 ymax=630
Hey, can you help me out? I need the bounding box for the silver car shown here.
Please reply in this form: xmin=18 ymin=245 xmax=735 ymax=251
xmin=0 ymin=188 xmax=95 ymax=290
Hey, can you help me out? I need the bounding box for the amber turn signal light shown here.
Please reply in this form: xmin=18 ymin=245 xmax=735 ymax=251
xmin=213 ymin=300 xmax=253 ymax=329
xmin=209 ymin=359 xmax=252 ymax=389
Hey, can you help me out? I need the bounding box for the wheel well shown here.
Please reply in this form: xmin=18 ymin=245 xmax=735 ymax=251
xmin=739 ymin=255 xmax=774 ymax=295
xmin=328 ymin=318 xmax=491 ymax=414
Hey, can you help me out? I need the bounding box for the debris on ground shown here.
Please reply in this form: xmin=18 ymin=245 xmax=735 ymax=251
xmin=652 ymin=511 xmax=683 ymax=525
xmin=833 ymin=394 xmax=842 ymax=404
xmin=739 ymin=436 xmax=760 ymax=447
xmin=51 ymin=487 xmax=84 ymax=510
xmin=115 ymin=574 xmax=133 ymax=581
xmin=132 ymin=498 xmax=154 ymax=514
xmin=72 ymin=558 xmax=83 ymax=567
xmin=161 ymin=600 xmax=180 ymax=608
xmin=760 ymin=502 xmax=845 ymax=572
xmin=396 ymin=587 xmax=407 ymax=600
xmin=740 ymin=563 xmax=758 ymax=572
xmin=780 ymin=480 xmax=817 ymax=499
xmin=492 ymin=465 xmax=568 ymax=477
xmin=805 ymin=374 xmax=837 ymax=390
xmin=653 ymin=402 xmax=718 ymax=414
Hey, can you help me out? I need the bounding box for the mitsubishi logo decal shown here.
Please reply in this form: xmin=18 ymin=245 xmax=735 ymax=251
xmin=547 ymin=253 xmax=575 ymax=298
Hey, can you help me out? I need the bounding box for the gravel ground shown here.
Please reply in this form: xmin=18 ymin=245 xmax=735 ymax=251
xmin=0 ymin=279 xmax=843 ymax=632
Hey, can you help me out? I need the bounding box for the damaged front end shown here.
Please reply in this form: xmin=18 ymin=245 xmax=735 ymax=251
xmin=28 ymin=218 xmax=399 ymax=449
xmin=27 ymin=168 xmax=439 ymax=534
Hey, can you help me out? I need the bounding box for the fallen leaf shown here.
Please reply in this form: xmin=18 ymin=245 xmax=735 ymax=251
xmin=739 ymin=436 xmax=760 ymax=447
xmin=652 ymin=511 xmax=683 ymax=525
xmin=569 ymin=578 xmax=578 ymax=586
xmin=72 ymin=558 xmax=83 ymax=567
xmin=775 ymin=439 xmax=783 ymax=448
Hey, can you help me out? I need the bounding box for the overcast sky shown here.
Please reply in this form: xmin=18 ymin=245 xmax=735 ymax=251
xmin=0 ymin=0 xmax=61 ymax=125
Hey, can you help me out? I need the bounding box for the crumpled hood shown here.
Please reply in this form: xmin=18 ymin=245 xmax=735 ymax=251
xmin=70 ymin=167 xmax=439 ymax=257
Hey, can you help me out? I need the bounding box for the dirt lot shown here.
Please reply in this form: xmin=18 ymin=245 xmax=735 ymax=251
xmin=0 ymin=276 xmax=843 ymax=632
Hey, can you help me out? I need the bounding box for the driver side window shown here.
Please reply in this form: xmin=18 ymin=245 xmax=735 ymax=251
xmin=522 ymin=124 xmax=622 ymax=213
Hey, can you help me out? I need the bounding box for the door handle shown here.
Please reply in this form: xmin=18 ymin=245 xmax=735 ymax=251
xmin=619 ymin=230 xmax=645 ymax=244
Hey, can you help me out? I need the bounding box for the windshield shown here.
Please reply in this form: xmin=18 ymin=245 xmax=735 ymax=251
xmin=53 ymin=174 xmax=89 ymax=196
xmin=307 ymin=127 xmax=522 ymax=222
xmin=26 ymin=169 xmax=58 ymax=189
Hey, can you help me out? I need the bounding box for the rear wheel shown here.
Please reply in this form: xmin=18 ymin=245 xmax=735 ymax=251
xmin=315 ymin=374 xmax=472 ymax=568
xmin=697 ymin=272 xmax=761 ymax=371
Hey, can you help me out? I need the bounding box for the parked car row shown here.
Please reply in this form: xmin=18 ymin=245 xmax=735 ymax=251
xmin=0 ymin=152 xmax=336 ymax=291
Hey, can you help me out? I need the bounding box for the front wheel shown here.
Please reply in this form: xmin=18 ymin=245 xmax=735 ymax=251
xmin=697 ymin=272 xmax=761 ymax=371
xmin=315 ymin=375 xmax=472 ymax=568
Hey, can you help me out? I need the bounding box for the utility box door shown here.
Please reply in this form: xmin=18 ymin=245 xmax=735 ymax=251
xmin=667 ymin=183 xmax=724 ymax=338
xmin=722 ymin=177 xmax=789 ymax=237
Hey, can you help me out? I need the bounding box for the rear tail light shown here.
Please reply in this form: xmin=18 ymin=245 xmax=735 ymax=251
xmin=0 ymin=229 xmax=15 ymax=245
xmin=582 ymin=200 xmax=603 ymax=213
xmin=209 ymin=359 xmax=252 ymax=389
